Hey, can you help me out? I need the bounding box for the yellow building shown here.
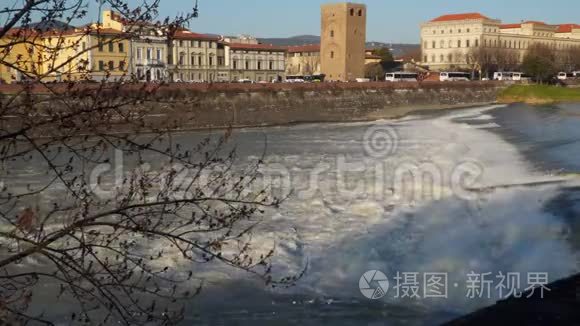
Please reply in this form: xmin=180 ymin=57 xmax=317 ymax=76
xmin=321 ymin=2 xmax=367 ymax=81
xmin=41 ymin=27 xmax=129 ymax=81
xmin=0 ymin=29 xmax=44 ymax=83
xmin=286 ymin=44 xmax=321 ymax=76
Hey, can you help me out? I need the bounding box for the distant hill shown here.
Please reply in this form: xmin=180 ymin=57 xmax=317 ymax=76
xmin=258 ymin=35 xmax=321 ymax=47
xmin=257 ymin=35 xmax=419 ymax=56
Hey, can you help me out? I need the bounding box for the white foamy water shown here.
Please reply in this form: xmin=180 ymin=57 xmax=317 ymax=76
xmin=181 ymin=105 xmax=580 ymax=321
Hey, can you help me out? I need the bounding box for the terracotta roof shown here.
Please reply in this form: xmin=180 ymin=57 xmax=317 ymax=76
xmin=228 ymin=43 xmax=287 ymax=52
xmin=287 ymin=44 xmax=320 ymax=53
xmin=556 ymin=24 xmax=580 ymax=33
xmin=431 ymin=13 xmax=489 ymax=22
xmin=173 ymin=30 xmax=220 ymax=41
xmin=500 ymin=23 xmax=522 ymax=29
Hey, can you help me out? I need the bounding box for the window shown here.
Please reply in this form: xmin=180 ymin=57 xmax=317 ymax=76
xmin=350 ymin=8 xmax=354 ymax=16
xmin=467 ymin=28 xmax=470 ymax=33
xmin=269 ymin=61 xmax=273 ymax=70
xmin=457 ymin=40 xmax=461 ymax=48
xmin=423 ymin=55 xmax=427 ymax=62
xmin=194 ymin=41 xmax=199 ymax=47
xmin=440 ymin=40 xmax=444 ymax=48
xmin=108 ymin=61 xmax=114 ymax=70
xmin=146 ymin=48 xmax=152 ymax=60
xmin=440 ymin=54 xmax=444 ymax=62
xmin=179 ymin=40 xmax=183 ymax=47
xmin=330 ymin=30 xmax=334 ymax=37
xmin=98 ymin=40 xmax=104 ymax=52
xmin=190 ymin=40 xmax=195 ymax=47
xmin=466 ymin=40 xmax=470 ymax=47
xmin=475 ymin=39 xmax=479 ymax=47
xmin=198 ymin=56 xmax=202 ymax=66
xmin=432 ymin=41 xmax=436 ymax=49
xmin=82 ymin=42 xmax=86 ymax=51
xmin=218 ymin=57 xmax=224 ymax=66
xmin=233 ymin=60 xmax=237 ymax=69
xmin=98 ymin=60 xmax=104 ymax=71
xmin=156 ymin=49 xmax=163 ymax=60
xmin=179 ymin=53 xmax=185 ymax=65
xmin=209 ymin=56 xmax=214 ymax=66
xmin=119 ymin=61 xmax=125 ymax=71
xmin=441 ymin=30 xmax=445 ymax=34
xmin=137 ymin=48 xmax=142 ymax=60
xmin=118 ymin=43 xmax=124 ymax=53
xmin=108 ymin=42 xmax=114 ymax=52
xmin=358 ymin=9 xmax=362 ymax=16
xmin=330 ymin=51 xmax=334 ymax=59
xmin=191 ymin=55 xmax=195 ymax=65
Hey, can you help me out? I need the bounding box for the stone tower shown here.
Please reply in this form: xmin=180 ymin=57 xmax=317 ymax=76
xmin=321 ymin=2 xmax=367 ymax=82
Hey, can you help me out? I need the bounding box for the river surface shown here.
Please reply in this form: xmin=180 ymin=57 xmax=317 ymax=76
xmin=181 ymin=103 xmax=580 ymax=325
xmin=10 ymin=103 xmax=580 ymax=325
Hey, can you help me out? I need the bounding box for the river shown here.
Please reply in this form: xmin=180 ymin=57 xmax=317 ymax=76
xmin=7 ymin=103 xmax=580 ymax=325
xmin=181 ymin=103 xmax=580 ymax=325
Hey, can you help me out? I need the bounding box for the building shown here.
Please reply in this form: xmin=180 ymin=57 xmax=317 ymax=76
xmin=1 ymin=9 xmax=289 ymax=84
xmin=320 ymin=2 xmax=367 ymax=81
xmin=286 ymin=44 xmax=321 ymax=76
xmin=421 ymin=13 xmax=580 ymax=73
xmin=365 ymin=49 xmax=382 ymax=64
xmin=0 ymin=29 xmax=43 ymax=83
xmin=225 ymin=36 xmax=286 ymax=82
xmin=169 ymin=30 xmax=229 ymax=82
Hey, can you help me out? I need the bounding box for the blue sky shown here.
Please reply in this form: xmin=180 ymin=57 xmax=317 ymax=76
xmin=106 ymin=0 xmax=580 ymax=43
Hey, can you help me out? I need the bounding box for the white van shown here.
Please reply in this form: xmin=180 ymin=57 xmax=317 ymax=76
xmin=493 ymin=72 xmax=523 ymax=81
xmin=439 ymin=72 xmax=471 ymax=82
xmin=558 ymin=72 xmax=580 ymax=80
xmin=385 ymin=72 xmax=418 ymax=82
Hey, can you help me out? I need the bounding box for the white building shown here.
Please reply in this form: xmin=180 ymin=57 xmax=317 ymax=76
xmin=421 ymin=13 xmax=580 ymax=72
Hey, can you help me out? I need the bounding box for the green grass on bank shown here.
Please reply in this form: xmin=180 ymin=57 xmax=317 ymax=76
xmin=499 ymin=84 xmax=580 ymax=104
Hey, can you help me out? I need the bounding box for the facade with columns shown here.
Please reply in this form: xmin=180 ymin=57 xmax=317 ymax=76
xmin=421 ymin=13 xmax=580 ymax=71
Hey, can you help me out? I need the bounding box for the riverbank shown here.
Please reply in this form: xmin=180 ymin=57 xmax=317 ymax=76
xmin=1 ymin=81 xmax=507 ymax=132
xmin=498 ymin=84 xmax=580 ymax=104
xmin=141 ymin=82 xmax=505 ymax=130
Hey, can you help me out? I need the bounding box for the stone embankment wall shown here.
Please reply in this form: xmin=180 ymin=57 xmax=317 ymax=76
xmin=140 ymin=81 xmax=506 ymax=129
xmin=0 ymin=81 xmax=508 ymax=130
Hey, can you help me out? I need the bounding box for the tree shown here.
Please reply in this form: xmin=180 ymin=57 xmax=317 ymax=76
xmin=0 ymin=1 xmax=298 ymax=325
xmin=364 ymin=62 xmax=385 ymax=81
xmin=522 ymin=44 xmax=558 ymax=83
xmin=372 ymin=47 xmax=394 ymax=63
xmin=467 ymin=47 xmax=496 ymax=79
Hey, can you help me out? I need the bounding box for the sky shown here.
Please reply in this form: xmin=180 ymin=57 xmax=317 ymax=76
xmin=95 ymin=0 xmax=580 ymax=43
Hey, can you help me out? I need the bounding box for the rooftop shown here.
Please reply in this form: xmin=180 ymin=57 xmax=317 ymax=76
xmin=286 ymin=44 xmax=320 ymax=53
xmin=557 ymin=23 xmax=580 ymax=33
xmin=430 ymin=13 xmax=490 ymax=22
